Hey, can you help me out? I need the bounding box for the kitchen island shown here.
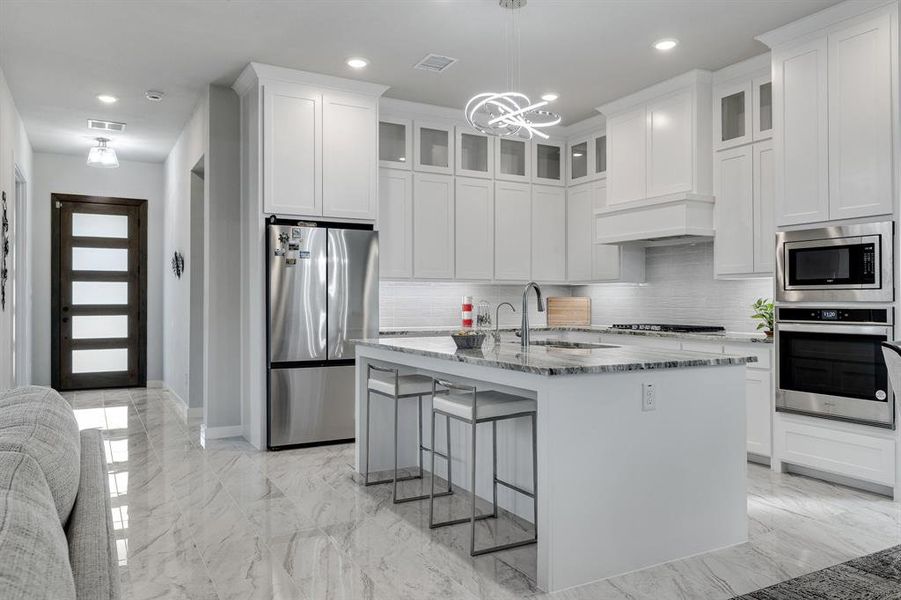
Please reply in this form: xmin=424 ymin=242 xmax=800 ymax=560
xmin=354 ymin=335 xmax=752 ymax=592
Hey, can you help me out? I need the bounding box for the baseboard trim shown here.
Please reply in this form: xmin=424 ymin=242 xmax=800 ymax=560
xmin=147 ymin=380 xmax=164 ymax=389
xmin=201 ymin=424 xmax=244 ymax=441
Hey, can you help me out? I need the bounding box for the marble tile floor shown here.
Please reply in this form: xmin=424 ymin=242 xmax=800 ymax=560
xmin=62 ymin=387 xmax=901 ymax=600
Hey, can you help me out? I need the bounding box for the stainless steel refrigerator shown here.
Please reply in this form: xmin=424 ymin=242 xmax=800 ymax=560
xmin=266 ymin=220 xmax=378 ymax=449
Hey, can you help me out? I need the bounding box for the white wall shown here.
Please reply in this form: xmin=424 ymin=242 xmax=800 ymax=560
xmin=0 ymin=67 xmax=34 ymax=391
xmin=30 ymin=152 xmax=165 ymax=385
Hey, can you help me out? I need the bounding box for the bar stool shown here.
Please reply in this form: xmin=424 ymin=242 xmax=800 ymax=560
xmin=365 ymin=364 xmax=452 ymax=504
xmin=428 ymin=378 xmax=538 ymax=556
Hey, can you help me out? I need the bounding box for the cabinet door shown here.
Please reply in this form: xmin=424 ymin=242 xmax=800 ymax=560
xmin=532 ymin=139 xmax=564 ymax=186
xmin=714 ymin=80 xmax=753 ymax=150
xmin=646 ymin=89 xmax=693 ymax=198
xmin=607 ymin=107 xmax=647 ymax=206
xmin=323 ymin=92 xmax=377 ymax=219
xmin=592 ymin=133 xmax=607 ymax=179
xmin=773 ymin=37 xmax=829 ymax=226
xmin=455 ymin=127 xmax=493 ymax=179
xmin=828 ymin=13 xmax=893 ymax=220
xmin=531 ymin=185 xmax=566 ymax=282
xmin=753 ymin=140 xmax=775 ymax=274
xmin=263 ymin=81 xmax=322 ymax=216
xmin=494 ymin=181 xmax=532 ymax=280
xmin=378 ymin=169 xmax=412 ymax=278
xmin=567 ymin=137 xmax=592 ymax=185
xmin=589 ymin=180 xmax=621 ymax=281
xmin=496 ymin=138 xmax=531 ymax=183
xmin=413 ymin=173 xmax=454 ymax=278
xmin=414 ymin=122 xmax=453 ymax=174
xmin=379 ymin=117 xmax=412 ymax=169
xmin=566 ymin=183 xmax=593 ymax=281
xmin=752 ymin=77 xmax=773 ymax=141
xmin=714 ymin=145 xmax=755 ymax=276
xmin=455 ymin=177 xmax=493 ymax=280
xmin=745 ymin=369 xmax=772 ymax=457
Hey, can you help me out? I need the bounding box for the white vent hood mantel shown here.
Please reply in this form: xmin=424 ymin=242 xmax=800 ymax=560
xmin=593 ymin=70 xmax=715 ymax=246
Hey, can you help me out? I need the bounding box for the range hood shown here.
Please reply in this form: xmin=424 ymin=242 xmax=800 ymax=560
xmin=594 ymin=194 xmax=715 ymax=247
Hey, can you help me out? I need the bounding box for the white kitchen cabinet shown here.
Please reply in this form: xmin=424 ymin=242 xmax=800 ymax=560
xmin=262 ymin=81 xmax=322 ymax=216
xmin=714 ymin=145 xmax=755 ymax=275
xmin=323 ymin=92 xmax=378 ymax=219
xmin=455 ymin=177 xmax=494 ymax=280
xmin=713 ymin=80 xmax=753 ymax=151
xmin=606 ymin=107 xmax=647 ymax=205
xmin=592 ymin=132 xmax=607 ymax=178
xmin=745 ymin=369 xmax=772 ymax=458
xmin=753 ymin=140 xmax=775 ymax=273
xmin=414 ymin=121 xmax=453 ymax=175
xmin=827 ymin=12 xmax=893 ymax=220
xmin=496 ymin=137 xmax=531 ymax=183
xmin=379 ymin=117 xmax=412 ymax=169
xmin=566 ymin=183 xmax=593 ymax=282
xmin=646 ymin=89 xmax=694 ymax=199
xmin=752 ymin=76 xmax=773 ymax=141
xmin=532 ymin=139 xmax=565 ymax=186
xmin=772 ymin=37 xmax=830 ymax=226
xmin=531 ymin=185 xmax=566 ymax=282
xmin=413 ymin=173 xmax=455 ymax=278
xmin=455 ymin=127 xmax=493 ymax=179
xmin=378 ymin=168 xmax=413 ymax=278
xmin=494 ymin=181 xmax=532 ymax=280
xmin=567 ymin=137 xmax=592 ymax=185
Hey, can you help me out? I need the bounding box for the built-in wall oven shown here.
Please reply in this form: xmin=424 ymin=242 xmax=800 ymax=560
xmin=776 ymin=307 xmax=894 ymax=428
xmin=776 ymin=221 xmax=893 ymax=303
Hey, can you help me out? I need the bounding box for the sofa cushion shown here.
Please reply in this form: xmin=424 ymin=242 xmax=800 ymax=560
xmin=66 ymin=429 xmax=120 ymax=600
xmin=0 ymin=386 xmax=81 ymax=525
xmin=0 ymin=450 xmax=77 ymax=599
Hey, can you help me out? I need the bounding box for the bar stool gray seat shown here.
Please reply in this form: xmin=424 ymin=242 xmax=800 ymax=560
xmin=365 ymin=365 xmax=452 ymax=503
xmin=429 ymin=378 xmax=538 ymax=556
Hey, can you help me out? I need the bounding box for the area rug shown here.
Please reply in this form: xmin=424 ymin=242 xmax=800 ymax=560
xmin=733 ymin=545 xmax=901 ymax=599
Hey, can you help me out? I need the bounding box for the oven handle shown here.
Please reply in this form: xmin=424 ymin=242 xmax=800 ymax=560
xmin=776 ymin=323 xmax=893 ymax=336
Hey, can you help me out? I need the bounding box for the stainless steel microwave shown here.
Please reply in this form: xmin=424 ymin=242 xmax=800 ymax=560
xmin=776 ymin=222 xmax=893 ymax=303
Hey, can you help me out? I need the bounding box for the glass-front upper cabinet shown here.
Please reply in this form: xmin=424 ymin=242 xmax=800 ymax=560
xmin=568 ymin=138 xmax=590 ymax=184
xmin=414 ymin=121 xmax=454 ymax=174
xmin=455 ymin=127 xmax=493 ymax=179
xmin=379 ymin=117 xmax=412 ymax=169
xmin=753 ymin=76 xmax=773 ymax=141
xmin=714 ymin=80 xmax=753 ymax=150
xmin=495 ymin=137 xmax=531 ymax=183
xmin=532 ymin=139 xmax=564 ymax=186
xmin=592 ymin=133 xmax=607 ymax=178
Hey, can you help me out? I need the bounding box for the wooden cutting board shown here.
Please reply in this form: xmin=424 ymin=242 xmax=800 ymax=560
xmin=546 ymin=297 xmax=591 ymax=327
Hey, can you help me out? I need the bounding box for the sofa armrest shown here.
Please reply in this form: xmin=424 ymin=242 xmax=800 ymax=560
xmin=65 ymin=429 xmax=120 ymax=600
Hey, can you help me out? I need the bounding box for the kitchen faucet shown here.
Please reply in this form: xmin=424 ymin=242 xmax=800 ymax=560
xmin=520 ymin=281 xmax=545 ymax=348
xmin=493 ymin=302 xmax=516 ymax=345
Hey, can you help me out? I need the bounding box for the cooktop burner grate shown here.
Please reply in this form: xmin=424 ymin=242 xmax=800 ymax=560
xmin=611 ymin=324 xmax=727 ymax=333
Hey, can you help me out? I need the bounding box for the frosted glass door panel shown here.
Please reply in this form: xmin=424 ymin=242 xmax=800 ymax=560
xmin=72 ymin=247 xmax=128 ymax=271
xmin=379 ymin=121 xmax=407 ymax=163
xmin=420 ymin=127 xmax=449 ymax=167
xmin=595 ymin=136 xmax=607 ymax=174
xmin=72 ymin=281 xmax=128 ymax=305
xmin=460 ymin=133 xmax=489 ymax=172
xmin=721 ymin=91 xmax=746 ymax=143
xmin=500 ymin=139 xmax=526 ymax=176
xmin=536 ymin=144 xmax=561 ymax=180
xmin=758 ymin=82 xmax=772 ymax=133
xmin=72 ymin=348 xmax=128 ymax=373
xmin=72 ymin=315 xmax=128 ymax=339
xmin=570 ymin=142 xmax=588 ymax=179
xmin=72 ymin=213 xmax=128 ymax=238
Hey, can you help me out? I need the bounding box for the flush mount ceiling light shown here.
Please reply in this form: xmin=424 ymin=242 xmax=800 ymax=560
xmin=464 ymin=0 xmax=561 ymax=140
xmin=346 ymin=57 xmax=368 ymax=69
xmin=653 ymin=38 xmax=679 ymax=51
xmin=96 ymin=94 xmax=118 ymax=104
xmin=86 ymin=137 xmax=119 ymax=168
xmin=144 ymin=90 xmax=165 ymax=102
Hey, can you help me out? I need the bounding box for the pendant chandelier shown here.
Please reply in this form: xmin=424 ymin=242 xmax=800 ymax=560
xmin=464 ymin=0 xmax=561 ymax=140
xmin=86 ymin=137 xmax=119 ymax=168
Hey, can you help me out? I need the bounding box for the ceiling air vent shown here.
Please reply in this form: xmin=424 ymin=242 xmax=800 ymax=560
xmin=414 ymin=53 xmax=458 ymax=73
xmin=87 ymin=119 xmax=126 ymax=133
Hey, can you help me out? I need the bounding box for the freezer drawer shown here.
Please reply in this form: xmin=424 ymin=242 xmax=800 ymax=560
xmin=268 ymin=365 xmax=355 ymax=448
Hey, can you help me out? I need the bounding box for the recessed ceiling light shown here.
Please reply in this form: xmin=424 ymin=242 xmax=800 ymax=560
xmin=145 ymin=90 xmax=165 ymax=102
xmin=346 ymin=57 xmax=369 ymax=69
xmin=541 ymin=93 xmax=559 ymax=102
xmin=96 ymin=94 xmax=118 ymax=104
xmin=654 ymin=38 xmax=679 ymax=51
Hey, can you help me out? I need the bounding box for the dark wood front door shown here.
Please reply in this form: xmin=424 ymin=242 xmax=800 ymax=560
xmin=52 ymin=194 xmax=147 ymax=390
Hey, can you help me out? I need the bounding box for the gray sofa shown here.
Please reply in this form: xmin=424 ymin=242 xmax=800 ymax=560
xmin=0 ymin=386 xmax=120 ymax=600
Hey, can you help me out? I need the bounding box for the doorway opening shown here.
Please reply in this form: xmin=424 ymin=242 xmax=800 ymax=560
xmin=189 ymin=158 xmax=206 ymax=418
xmin=51 ymin=193 xmax=148 ymax=390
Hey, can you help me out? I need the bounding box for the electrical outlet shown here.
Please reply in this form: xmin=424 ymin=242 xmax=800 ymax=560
xmin=642 ymin=383 xmax=656 ymax=411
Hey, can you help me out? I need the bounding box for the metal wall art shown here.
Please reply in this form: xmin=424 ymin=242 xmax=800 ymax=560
xmin=1 ymin=191 xmax=8 ymax=311
xmin=171 ymin=251 xmax=185 ymax=279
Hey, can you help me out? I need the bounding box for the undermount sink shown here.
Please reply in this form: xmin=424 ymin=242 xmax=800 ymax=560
xmin=529 ymin=340 xmax=619 ymax=350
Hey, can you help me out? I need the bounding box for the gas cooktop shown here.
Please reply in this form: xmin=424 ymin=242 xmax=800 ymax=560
xmin=611 ymin=324 xmax=727 ymax=333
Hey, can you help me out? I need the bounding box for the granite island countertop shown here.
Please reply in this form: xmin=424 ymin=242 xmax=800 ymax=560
xmin=379 ymin=325 xmax=773 ymax=344
xmin=354 ymin=336 xmax=755 ymax=376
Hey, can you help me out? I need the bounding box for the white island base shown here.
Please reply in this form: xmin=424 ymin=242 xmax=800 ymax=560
xmin=355 ymin=340 xmax=748 ymax=592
